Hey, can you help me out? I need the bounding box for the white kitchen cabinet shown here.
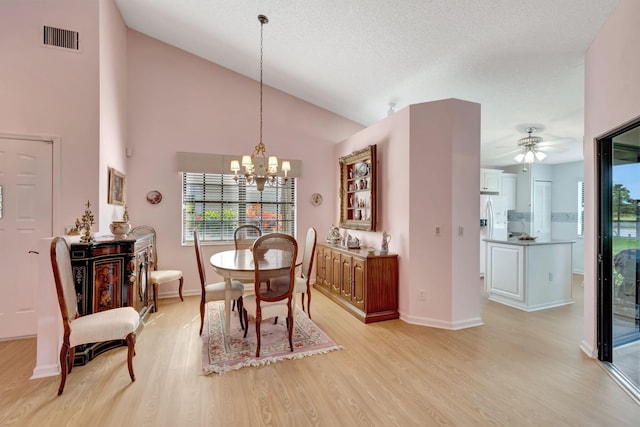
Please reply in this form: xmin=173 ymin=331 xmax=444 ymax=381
xmin=501 ymin=173 xmax=517 ymax=210
xmin=480 ymin=168 xmax=503 ymax=193
xmin=485 ymin=239 xmax=574 ymax=311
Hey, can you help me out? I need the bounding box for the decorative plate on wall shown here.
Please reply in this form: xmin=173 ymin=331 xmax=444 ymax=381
xmin=311 ymin=193 xmax=323 ymax=206
xmin=146 ymin=190 xmax=163 ymax=205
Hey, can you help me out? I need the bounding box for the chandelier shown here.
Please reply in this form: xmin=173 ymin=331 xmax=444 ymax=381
xmin=230 ymin=14 xmax=290 ymax=192
xmin=514 ymin=127 xmax=547 ymax=164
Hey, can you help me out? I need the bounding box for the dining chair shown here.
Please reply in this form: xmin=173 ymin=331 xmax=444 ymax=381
xmin=233 ymin=224 xmax=262 ymax=250
xmin=242 ymin=233 xmax=298 ymax=357
xmin=130 ymin=225 xmax=183 ymax=312
xmin=294 ymin=227 xmax=317 ymax=318
xmin=50 ymin=237 xmax=140 ymax=395
xmin=194 ymin=231 xmax=245 ymax=335
xmin=232 ymin=224 xmax=262 ymax=310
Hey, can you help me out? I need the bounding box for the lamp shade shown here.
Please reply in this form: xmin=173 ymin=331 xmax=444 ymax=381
xmin=523 ymin=150 xmax=535 ymax=163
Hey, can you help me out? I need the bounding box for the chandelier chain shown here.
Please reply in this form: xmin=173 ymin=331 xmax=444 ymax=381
xmin=257 ymin=15 xmax=266 ymax=155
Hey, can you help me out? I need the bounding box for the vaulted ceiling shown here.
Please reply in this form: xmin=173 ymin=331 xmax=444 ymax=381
xmin=115 ymin=0 xmax=620 ymax=167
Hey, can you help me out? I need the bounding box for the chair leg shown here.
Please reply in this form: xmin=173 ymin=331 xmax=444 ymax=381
xmin=243 ymin=308 xmax=249 ymax=338
xmin=126 ymin=333 xmax=136 ymax=382
xmin=68 ymin=347 xmax=75 ymax=373
xmin=237 ymin=297 xmax=244 ymax=330
xmin=57 ymin=343 xmax=69 ymax=395
xmin=153 ymin=282 xmax=159 ymax=313
xmin=307 ymin=288 xmax=312 ymax=319
xmin=199 ymin=298 xmax=205 ymax=336
xmin=178 ymin=277 xmax=184 ymax=301
xmin=255 ymin=315 xmax=262 ymax=357
xmin=287 ymin=306 xmax=294 ymax=352
xmin=232 ymin=300 xmax=236 ymax=312
xmin=301 ymin=293 xmax=306 ymax=313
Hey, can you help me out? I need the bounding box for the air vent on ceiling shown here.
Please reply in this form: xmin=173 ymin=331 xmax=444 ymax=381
xmin=43 ymin=25 xmax=79 ymax=50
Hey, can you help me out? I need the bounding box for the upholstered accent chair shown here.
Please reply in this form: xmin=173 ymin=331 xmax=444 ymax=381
xmin=50 ymin=237 xmax=139 ymax=395
xmin=130 ymin=225 xmax=183 ymax=312
xmin=294 ymin=227 xmax=317 ymax=318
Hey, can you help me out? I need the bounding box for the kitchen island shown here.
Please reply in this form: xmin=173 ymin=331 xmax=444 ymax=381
xmin=484 ymin=238 xmax=575 ymax=311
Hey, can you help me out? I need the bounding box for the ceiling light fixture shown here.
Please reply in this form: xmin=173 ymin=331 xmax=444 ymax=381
xmin=230 ymin=14 xmax=290 ymax=191
xmin=514 ymin=127 xmax=547 ymax=164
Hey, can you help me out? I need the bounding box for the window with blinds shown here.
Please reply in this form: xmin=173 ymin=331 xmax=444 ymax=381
xmin=182 ymin=173 xmax=296 ymax=243
xmin=577 ymin=180 xmax=584 ymax=236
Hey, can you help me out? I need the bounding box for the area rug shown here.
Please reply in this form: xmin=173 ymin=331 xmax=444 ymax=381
xmin=202 ymin=300 xmax=342 ymax=374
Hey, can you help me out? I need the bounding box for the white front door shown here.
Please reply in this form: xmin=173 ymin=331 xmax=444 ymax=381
xmin=0 ymin=137 xmax=53 ymax=339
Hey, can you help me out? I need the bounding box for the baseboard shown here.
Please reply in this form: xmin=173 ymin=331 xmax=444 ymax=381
xmin=400 ymin=312 xmax=484 ymax=330
xmin=31 ymin=364 xmax=59 ymax=379
xmin=580 ymin=340 xmax=596 ymax=358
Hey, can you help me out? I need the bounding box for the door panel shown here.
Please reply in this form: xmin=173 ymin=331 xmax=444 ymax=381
xmin=352 ymin=258 xmax=365 ymax=309
xmin=0 ymin=137 xmax=52 ymax=339
xmin=597 ymin=123 xmax=640 ymax=394
xmin=533 ymin=180 xmax=551 ymax=241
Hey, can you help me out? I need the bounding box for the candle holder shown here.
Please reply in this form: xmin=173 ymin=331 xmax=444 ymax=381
xmin=78 ymin=200 xmax=95 ymax=243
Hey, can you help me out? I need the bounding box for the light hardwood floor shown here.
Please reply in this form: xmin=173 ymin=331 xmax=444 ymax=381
xmin=1 ymin=276 xmax=639 ymax=426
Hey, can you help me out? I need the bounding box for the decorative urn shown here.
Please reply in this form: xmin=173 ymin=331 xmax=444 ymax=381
xmin=110 ymin=221 xmax=131 ymax=239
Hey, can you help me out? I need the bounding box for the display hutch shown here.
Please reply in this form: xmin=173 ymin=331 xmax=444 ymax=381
xmin=315 ymin=144 xmax=398 ymax=322
xmin=339 ymin=145 xmax=377 ymax=231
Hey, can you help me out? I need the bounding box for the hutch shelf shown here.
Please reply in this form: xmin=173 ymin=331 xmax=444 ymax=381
xmin=340 ymin=145 xmax=377 ymax=231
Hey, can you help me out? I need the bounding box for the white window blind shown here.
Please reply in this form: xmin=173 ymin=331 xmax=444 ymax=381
xmin=182 ymin=172 xmax=296 ymax=243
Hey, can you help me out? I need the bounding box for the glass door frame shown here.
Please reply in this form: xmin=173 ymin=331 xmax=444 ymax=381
xmin=596 ymin=118 xmax=640 ymax=362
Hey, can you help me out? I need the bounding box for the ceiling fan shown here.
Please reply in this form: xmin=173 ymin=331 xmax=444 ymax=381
xmin=482 ymin=125 xmax=580 ymax=169
xmin=514 ymin=127 xmax=546 ymax=164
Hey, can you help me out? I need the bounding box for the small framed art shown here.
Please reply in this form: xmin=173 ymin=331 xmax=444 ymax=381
xmin=108 ymin=167 xmax=126 ymax=206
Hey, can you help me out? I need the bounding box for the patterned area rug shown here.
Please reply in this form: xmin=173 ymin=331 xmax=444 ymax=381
xmin=202 ymin=301 xmax=342 ymax=374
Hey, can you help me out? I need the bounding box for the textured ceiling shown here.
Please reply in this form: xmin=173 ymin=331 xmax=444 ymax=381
xmin=115 ymin=0 xmax=620 ymax=167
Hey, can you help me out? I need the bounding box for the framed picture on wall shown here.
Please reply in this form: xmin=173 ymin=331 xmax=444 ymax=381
xmin=108 ymin=167 xmax=126 ymax=206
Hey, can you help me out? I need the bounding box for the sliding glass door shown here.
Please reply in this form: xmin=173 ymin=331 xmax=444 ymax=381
xmin=597 ymin=122 xmax=640 ymax=394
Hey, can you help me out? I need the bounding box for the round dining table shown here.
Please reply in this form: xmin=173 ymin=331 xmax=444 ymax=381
xmin=209 ymin=249 xmax=292 ymax=337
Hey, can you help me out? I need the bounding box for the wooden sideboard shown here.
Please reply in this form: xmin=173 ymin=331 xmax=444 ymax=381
xmin=69 ymin=233 xmax=153 ymax=364
xmin=314 ymin=243 xmax=398 ymax=323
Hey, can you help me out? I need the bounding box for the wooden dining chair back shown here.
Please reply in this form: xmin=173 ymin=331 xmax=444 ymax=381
xmin=193 ymin=231 xmax=245 ymax=335
xmin=294 ymin=227 xmax=317 ymax=317
xmin=50 ymin=237 xmax=140 ymax=395
xmin=233 ymin=224 xmax=262 ymax=250
xmin=242 ymin=233 xmax=298 ymax=357
xmin=130 ymin=225 xmax=184 ymax=312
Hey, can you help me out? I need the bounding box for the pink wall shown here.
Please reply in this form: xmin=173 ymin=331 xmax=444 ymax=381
xmin=335 ymin=99 xmax=482 ymax=327
xmin=0 ymin=0 xmax=101 ymax=231
xmin=125 ymin=30 xmax=364 ymax=296
xmin=98 ymin=0 xmax=129 ymax=230
xmin=583 ymin=0 xmax=640 ymax=356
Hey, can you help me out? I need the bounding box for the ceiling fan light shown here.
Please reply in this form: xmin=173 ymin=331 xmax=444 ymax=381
xmin=535 ymin=151 xmax=547 ymax=161
xmin=523 ymin=150 xmax=535 ymax=163
xmin=514 ymin=152 xmax=525 ymax=163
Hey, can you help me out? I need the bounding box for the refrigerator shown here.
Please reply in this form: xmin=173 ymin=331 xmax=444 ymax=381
xmin=480 ymin=195 xmax=508 ymax=276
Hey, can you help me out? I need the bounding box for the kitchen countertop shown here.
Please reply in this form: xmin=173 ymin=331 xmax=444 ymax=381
xmin=483 ymin=238 xmax=576 ymax=246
